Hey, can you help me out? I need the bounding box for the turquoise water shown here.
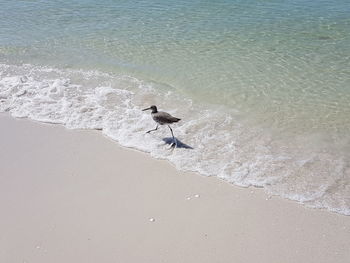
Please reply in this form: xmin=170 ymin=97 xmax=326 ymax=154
xmin=1 ymin=0 xmax=350 ymax=214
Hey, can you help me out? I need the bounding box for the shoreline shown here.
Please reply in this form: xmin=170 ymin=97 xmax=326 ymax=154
xmin=2 ymin=61 xmax=349 ymax=216
xmin=1 ymin=114 xmax=350 ymax=262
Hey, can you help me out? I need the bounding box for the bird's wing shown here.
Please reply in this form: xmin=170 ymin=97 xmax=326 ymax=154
xmin=153 ymin=112 xmax=180 ymax=124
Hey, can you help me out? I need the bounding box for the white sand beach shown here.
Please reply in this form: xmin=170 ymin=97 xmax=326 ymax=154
xmin=1 ymin=114 xmax=350 ymax=263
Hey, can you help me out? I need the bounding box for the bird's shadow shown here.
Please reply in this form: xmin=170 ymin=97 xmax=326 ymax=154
xmin=162 ymin=137 xmax=194 ymax=149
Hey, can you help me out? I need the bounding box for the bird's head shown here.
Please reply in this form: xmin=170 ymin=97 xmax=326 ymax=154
xmin=142 ymin=105 xmax=158 ymax=113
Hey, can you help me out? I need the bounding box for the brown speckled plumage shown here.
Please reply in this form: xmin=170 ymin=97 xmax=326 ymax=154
xmin=142 ymin=105 xmax=181 ymax=147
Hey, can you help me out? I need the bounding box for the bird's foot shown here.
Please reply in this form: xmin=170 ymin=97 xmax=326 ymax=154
xmin=168 ymin=143 xmax=176 ymax=150
xmin=168 ymin=139 xmax=178 ymax=150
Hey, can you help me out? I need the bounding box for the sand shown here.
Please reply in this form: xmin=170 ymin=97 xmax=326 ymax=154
xmin=1 ymin=114 xmax=349 ymax=263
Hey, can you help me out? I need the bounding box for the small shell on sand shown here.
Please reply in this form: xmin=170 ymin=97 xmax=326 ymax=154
xmin=149 ymin=218 xmax=155 ymax=222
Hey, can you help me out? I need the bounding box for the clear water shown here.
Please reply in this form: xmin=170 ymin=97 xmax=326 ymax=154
xmin=1 ymin=0 xmax=350 ymax=215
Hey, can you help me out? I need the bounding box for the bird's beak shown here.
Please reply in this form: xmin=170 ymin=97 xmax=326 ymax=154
xmin=142 ymin=107 xmax=151 ymax=111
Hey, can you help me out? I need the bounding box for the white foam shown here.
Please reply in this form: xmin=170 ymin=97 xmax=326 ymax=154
xmin=1 ymin=63 xmax=349 ymax=216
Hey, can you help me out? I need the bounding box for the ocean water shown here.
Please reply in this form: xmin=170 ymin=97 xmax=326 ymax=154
xmin=0 ymin=0 xmax=349 ymax=215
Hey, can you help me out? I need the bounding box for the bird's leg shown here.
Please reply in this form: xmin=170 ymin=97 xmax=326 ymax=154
xmin=168 ymin=125 xmax=177 ymax=148
xmin=146 ymin=125 xmax=159 ymax=134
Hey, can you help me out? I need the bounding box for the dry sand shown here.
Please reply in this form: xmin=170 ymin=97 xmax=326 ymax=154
xmin=1 ymin=114 xmax=349 ymax=263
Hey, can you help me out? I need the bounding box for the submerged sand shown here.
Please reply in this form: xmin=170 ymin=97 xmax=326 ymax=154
xmin=1 ymin=114 xmax=349 ymax=263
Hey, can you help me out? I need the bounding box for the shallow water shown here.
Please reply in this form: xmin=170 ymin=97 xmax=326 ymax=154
xmin=0 ymin=0 xmax=349 ymax=215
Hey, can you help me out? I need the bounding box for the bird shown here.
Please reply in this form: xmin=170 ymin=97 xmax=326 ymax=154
xmin=142 ymin=105 xmax=181 ymax=147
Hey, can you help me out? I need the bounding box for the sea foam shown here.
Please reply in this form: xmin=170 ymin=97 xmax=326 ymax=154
xmin=1 ymin=63 xmax=349 ymax=215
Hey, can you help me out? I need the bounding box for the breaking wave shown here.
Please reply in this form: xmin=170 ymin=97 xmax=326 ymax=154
xmin=1 ymin=63 xmax=349 ymax=215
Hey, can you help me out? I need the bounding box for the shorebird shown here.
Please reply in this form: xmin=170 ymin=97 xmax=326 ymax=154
xmin=142 ymin=105 xmax=181 ymax=147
